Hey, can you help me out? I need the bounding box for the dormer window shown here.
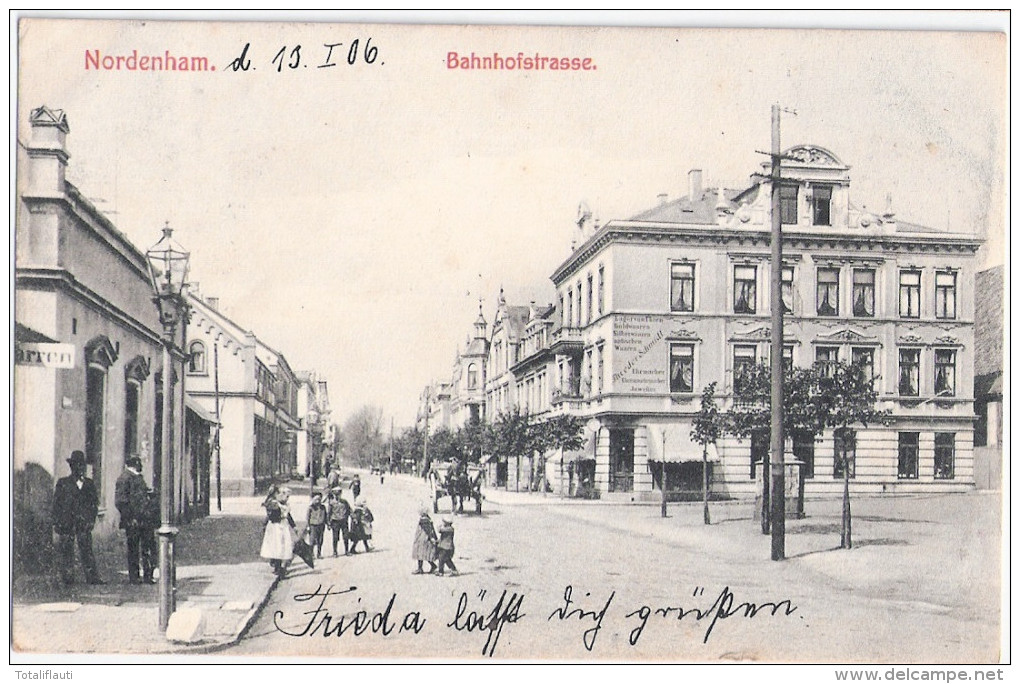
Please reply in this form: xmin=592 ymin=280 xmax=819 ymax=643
xmin=780 ymin=185 xmax=798 ymax=224
xmin=812 ymin=185 xmax=832 ymax=226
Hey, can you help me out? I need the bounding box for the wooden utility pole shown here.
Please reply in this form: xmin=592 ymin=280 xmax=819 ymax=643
xmin=769 ymin=104 xmax=787 ymax=561
xmin=214 ymin=341 xmax=221 ymax=511
xmin=660 ymin=431 xmax=667 ymax=518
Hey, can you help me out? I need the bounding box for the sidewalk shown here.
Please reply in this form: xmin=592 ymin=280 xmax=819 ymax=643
xmin=12 ymin=495 xmax=279 ymax=656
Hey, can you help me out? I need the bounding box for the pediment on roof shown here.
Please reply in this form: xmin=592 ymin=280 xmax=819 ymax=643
xmin=784 ymin=145 xmax=844 ymax=167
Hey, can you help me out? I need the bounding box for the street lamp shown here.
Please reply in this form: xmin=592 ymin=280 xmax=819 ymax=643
xmin=145 ymin=222 xmax=190 ymax=632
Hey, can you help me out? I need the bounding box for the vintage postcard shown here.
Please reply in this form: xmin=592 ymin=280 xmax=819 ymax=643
xmin=11 ymin=12 xmax=1008 ymax=670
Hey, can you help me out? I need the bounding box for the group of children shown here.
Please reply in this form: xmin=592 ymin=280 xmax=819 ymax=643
xmin=305 ymin=487 xmax=374 ymax=559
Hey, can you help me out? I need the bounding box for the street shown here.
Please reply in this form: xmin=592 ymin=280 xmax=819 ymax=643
xmin=227 ymin=472 xmax=1001 ymax=662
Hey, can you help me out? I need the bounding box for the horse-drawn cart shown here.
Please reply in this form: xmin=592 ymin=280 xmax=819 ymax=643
xmin=429 ymin=461 xmax=485 ymax=514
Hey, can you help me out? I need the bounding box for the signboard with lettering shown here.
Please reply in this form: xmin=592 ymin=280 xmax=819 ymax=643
xmin=15 ymin=343 xmax=75 ymax=369
xmin=612 ymin=315 xmax=700 ymax=394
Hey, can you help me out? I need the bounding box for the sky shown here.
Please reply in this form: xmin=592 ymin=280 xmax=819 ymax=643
xmin=14 ymin=11 xmax=1008 ymax=428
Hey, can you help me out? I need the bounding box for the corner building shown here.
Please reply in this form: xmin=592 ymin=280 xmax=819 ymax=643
xmin=551 ymin=146 xmax=980 ymax=501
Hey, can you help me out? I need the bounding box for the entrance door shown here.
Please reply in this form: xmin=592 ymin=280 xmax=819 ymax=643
xmin=608 ymin=429 xmax=634 ymax=493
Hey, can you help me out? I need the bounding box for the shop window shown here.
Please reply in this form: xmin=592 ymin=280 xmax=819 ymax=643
xmin=750 ymin=431 xmax=769 ymax=480
xmin=793 ymin=431 xmax=815 ymax=479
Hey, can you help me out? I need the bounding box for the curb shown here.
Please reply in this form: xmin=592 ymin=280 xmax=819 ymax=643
xmin=166 ymin=573 xmax=280 ymax=655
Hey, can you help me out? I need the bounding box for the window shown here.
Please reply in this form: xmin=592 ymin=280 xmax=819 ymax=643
xmin=587 ymin=273 xmax=594 ymax=324
xmin=750 ymin=430 xmax=769 ymax=480
xmin=898 ymin=349 xmax=920 ymax=396
xmin=782 ymin=345 xmax=794 ymax=372
xmin=833 ymin=429 xmax=856 ymax=479
xmin=669 ymin=343 xmax=694 ymax=393
xmin=734 ymin=265 xmax=757 ymax=314
xmin=560 ymin=295 xmax=565 ymax=325
xmin=670 ymin=263 xmax=695 ymax=312
xmin=899 ymin=270 xmax=921 ymax=318
xmin=935 ymin=271 xmax=957 ymax=319
xmin=934 ymin=349 xmax=956 ymax=397
xmin=124 ymin=380 xmax=140 ymax=459
xmin=597 ymin=266 xmax=605 ymax=316
xmin=816 ymin=268 xmax=840 ymax=316
xmin=780 ymin=185 xmax=798 ymax=224
xmin=733 ymin=345 xmax=756 ymax=393
xmin=576 ymin=282 xmax=583 ymax=327
xmin=793 ymin=431 xmax=815 ymax=478
xmin=582 ymin=349 xmax=593 ymax=395
xmin=188 ymin=340 xmax=207 ymax=374
xmin=467 ymin=363 xmax=478 ymax=390
xmin=812 ymin=185 xmax=832 ymax=226
xmin=566 ymin=292 xmax=573 ymax=327
xmin=816 ymin=346 xmax=839 ymax=377
xmin=596 ymin=344 xmax=604 ymax=395
xmin=851 ymin=347 xmax=875 ymax=388
xmin=781 ymin=266 xmax=794 ymax=314
xmin=86 ymin=365 xmax=107 ymax=498
xmin=852 ymin=269 xmax=875 ymax=317
xmin=897 ymin=432 xmax=919 ymax=479
xmin=934 ymin=432 xmax=955 ymax=480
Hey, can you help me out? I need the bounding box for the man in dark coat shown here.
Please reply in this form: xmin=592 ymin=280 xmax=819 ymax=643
xmin=52 ymin=450 xmax=103 ymax=584
xmin=115 ymin=456 xmax=149 ymax=584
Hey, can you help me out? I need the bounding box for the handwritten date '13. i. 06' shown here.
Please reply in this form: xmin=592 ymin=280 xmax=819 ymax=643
xmin=226 ymin=40 xmax=381 ymax=72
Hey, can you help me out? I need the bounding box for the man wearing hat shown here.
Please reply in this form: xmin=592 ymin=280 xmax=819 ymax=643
xmin=115 ymin=456 xmax=151 ymax=584
xmin=52 ymin=450 xmax=103 ymax=584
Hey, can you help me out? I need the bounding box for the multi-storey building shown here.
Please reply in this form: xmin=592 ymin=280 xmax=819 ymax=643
xmin=295 ymin=370 xmax=331 ymax=480
xmin=449 ymin=302 xmax=489 ymax=430
xmin=549 ymin=146 xmax=981 ymax=500
xmin=185 ymin=292 xmax=301 ymax=495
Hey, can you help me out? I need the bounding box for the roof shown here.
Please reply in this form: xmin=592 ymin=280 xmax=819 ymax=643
xmin=501 ymin=305 xmax=531 ymax=341
xmin=628 ymin=187 xmax=747 ymax=224
xmin=15 ymin=323 xmax=57 ymax=343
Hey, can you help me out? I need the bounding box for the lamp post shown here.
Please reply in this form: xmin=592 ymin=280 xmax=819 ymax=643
xmin=145 ymin=222 xmax=191 ymax=632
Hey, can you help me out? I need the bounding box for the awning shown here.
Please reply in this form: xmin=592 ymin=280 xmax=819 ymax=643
xmin=15 ymin=323 xmax=58 ymax=343
xmin=185 ymin=395 xmax=219 ymax=425
xmin=646 ymin=425 xmax=719 ymax=463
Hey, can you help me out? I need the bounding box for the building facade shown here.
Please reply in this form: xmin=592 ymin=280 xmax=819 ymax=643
xmin=185 ymin=292 xmax=301 ymax=495
xmin=547 ymin=146 xmax=980 ymax=500
xmin=423 ymin=144 xmax=983 ymax=502
xmin=14 ymin=107 xmax=192 ymax=572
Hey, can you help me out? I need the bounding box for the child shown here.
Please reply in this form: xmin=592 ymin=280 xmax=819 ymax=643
xmin=349 ymin=500 xmax=373 ymax=554
xmin=327 ymin=487 xmax=351 ymax=557
xmin=260 ymin=486 xmax=296 ymax=578
xmin=306 ymin=492 xmax=327 ymax=559
xmin=412 ymin=506 xmax=438 ymax=575
xmin=435 ymin=517 xmax=458 ymax=576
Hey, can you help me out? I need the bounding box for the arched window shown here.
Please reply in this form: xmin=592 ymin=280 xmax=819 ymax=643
xmin=188 ymin=340 xmax=207 ymax=375
xmin=467 ymin=363 xmax=478 ymax=389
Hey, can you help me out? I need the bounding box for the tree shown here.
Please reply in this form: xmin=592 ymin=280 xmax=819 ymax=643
xmin=340 ymin=405 xmax=385 ymax=468
xmin=726 ymin=362 xmax=829 ymax=533
xmin=485 ymin=407 xmax=538 ymax=492
xmin=533 ymin=414 xmax=586 ymax=494
xmin=691 ymin=382 xmax=723 ymax=524
xmin=815 ymin=360 xmax=891 ymax=549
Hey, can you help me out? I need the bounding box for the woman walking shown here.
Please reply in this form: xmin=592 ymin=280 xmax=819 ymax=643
xmin=260 ymin=486 xmax=296 ymax=578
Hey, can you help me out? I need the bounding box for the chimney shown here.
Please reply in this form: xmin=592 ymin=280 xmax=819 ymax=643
xmin=656 ymin=193 xmax=668 ymax=206
xmin=688 ymin=169 xmax=703 ymax=200
xmin=206 ymin=296 xmax=219 ymax=311
xmin=27 ymin=106 xmax=70 ymax=195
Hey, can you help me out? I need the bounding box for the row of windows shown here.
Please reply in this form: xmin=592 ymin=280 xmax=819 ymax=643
xmin=750 ymin=431 xmax=958 ymax=480
xmin=671 ymin=263 xmax=959 ymax=320
xmin=669 ymin=342 xmax=958 ymax=398
xmin=561 ymin=265 xmax=605 ymax=329
xmin=780 ymin=183 xmax=833 ymax=226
